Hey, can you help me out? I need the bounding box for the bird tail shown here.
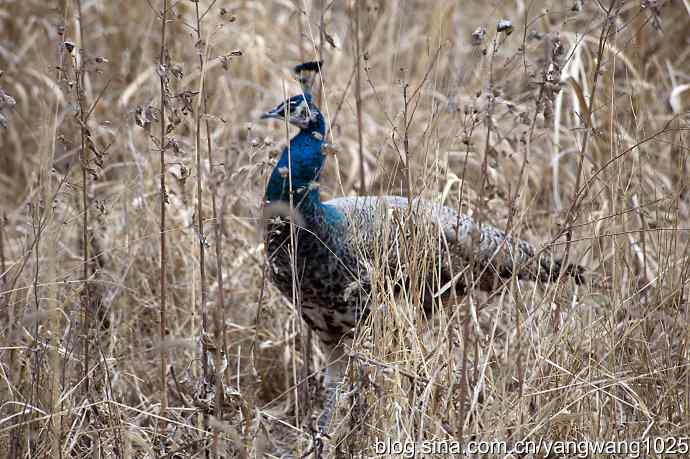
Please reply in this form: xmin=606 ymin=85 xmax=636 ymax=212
xmin=457 ymin=222 xmax=586 ymax=287
xmin=535 ymin=255 xmax=586 ymax=285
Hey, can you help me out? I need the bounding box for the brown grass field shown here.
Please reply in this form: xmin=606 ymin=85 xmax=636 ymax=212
xmin=1 ymin=0 xmax=689 ymax=457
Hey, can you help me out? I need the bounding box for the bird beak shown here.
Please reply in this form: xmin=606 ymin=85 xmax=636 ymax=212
xmin=261 ymin=104 xmax=284 ymax=120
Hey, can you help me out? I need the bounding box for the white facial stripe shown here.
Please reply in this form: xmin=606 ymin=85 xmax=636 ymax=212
xmin=294 ymin=101 xmax=306 ymax=114
xmin=294 ymin=100 xmax=315 ymax=121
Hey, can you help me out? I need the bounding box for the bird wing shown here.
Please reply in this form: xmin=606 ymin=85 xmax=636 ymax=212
xmin=323 ymin=195 xmax=581 ymax=288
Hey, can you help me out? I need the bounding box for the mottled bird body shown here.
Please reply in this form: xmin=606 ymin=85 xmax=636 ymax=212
xmin=262 ymin=92 xmax=582 ymax=348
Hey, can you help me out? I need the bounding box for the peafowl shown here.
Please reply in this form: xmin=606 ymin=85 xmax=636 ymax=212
xmin=260 ymin=62 xmax=584 ymax=433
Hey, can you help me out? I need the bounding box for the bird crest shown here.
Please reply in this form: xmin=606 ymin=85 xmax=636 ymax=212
xmin=293 ymin=60 xmax=323 ymax=95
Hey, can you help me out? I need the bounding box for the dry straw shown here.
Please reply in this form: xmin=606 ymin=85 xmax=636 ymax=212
xmin=0 ymin=0 xmax=688 ymax=457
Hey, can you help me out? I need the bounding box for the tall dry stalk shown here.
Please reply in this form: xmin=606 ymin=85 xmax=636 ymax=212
xmin=157 ymin=0 xmax=169 ymax=427
xmin=192 ymin=2 xmax=211 ymax=446
xmin=48 ymin=3 xmax=70 ymax=456
xmin=74 ymin=0 xmax=91 ymax=398
xmin=561 ymin=0 xmax=618 ymax=267
xmin=352 ymin=0 xmax=365 ymax=194
xmin=0 ymin=214 xmax=5 ymax=292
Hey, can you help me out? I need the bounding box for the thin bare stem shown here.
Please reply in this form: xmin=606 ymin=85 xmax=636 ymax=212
xmin=158 ymin=0 xmax=169 ymax=428
xmin=0 ymin=212 xmax=5 ymax=291
xmin=74 ymin=0 xmax=92 ymax=401
xmin=562 ymin=0 xmax=618 ymax=269
xmin=193 ymin=12 xmax=210 ymax=450
xmin=353 ymin=0 xmax=365 ymax=194
xmin=49 ymin=3 xmax=70 ymax=456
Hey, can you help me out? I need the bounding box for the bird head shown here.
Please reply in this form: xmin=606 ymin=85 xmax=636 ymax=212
xmin=261 ymin=93 xmax=320 ymax=130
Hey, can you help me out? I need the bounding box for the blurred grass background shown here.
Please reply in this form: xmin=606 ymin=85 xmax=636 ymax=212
xmin=0 ymin=0 xmax=689 ymax=457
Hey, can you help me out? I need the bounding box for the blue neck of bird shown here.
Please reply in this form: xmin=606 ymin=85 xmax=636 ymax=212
xmin=265 ymin=115 xmax=326 ymax=211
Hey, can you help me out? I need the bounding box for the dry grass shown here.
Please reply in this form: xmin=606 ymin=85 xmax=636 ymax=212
xmin=1 ymin=0 xmax=689 ymax=457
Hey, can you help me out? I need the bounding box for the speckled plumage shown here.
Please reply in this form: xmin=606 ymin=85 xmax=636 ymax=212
xmin=262 ymin=93 xmax=584 ymax=348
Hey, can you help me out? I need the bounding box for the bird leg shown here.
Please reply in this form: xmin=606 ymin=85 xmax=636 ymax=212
xmin=317 ymin=344 xmax=348 ymax=434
